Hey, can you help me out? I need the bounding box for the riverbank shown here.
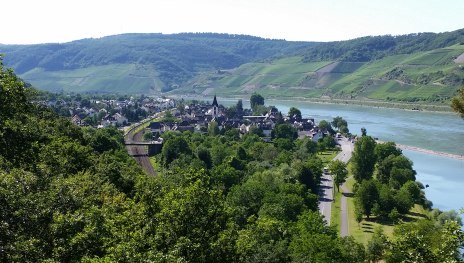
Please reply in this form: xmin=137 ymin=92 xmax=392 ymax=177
xmin=376 ymin=140 xmax=464 ymax=161
xmin=170 ymin=94 xmax=453 ymax=113
xmin=396 ymin=144 xmax=464 ymax=161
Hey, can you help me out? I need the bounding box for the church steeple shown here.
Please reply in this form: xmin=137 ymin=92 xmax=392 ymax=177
xmin=212 ymin=95 xmax=219 ymax=107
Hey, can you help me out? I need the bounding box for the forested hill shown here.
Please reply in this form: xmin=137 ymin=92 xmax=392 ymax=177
xmin=0 ymin=33 xmax=314 ymax=93
xmin=299 ymin=28 xmax=464 ymax=62
xmin=1 ymin=29 xmax=464 ymax=98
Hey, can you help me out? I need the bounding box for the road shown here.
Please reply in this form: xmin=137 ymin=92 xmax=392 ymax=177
xmin=318 ymin=171 xmax=334 ymax=224
xmin=318 ymin=137 xmax=354 ymax=234
xmin=334 ymin=137 xmax=354 ymax=237
xmin=125 ymin=122 xmax=157 ymax=176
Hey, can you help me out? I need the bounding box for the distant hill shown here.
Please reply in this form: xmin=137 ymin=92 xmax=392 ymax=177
xmin=182 ymin=44 xmax=464 ymax=103
xmin=0 ymin=33 xmax=313 ymax=93
xmin=1 ymin=30 xmax=464 ymax=103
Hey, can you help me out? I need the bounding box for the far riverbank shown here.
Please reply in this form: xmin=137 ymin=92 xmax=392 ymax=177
xmin=171 ymin=94 xmax=453 ymax=113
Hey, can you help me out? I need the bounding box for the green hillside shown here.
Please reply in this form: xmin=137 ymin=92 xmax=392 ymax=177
xmin=0 ymin=33 xmax=313 ymax=93
xmin=1 ymin=30 xmax=464 ymax=102
xmin=20 ymin=64 xmax=164 ymax=94
xmin=178 ymin=44 xmax=464 ymax=103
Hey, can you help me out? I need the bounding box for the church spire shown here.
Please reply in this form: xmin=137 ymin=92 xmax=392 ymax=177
xmin=212 ymin=95 xmax=219 ymax=107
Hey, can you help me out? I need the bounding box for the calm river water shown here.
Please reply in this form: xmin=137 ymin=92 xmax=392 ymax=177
xmin=218 ymin=98 xmax=464 ymax=213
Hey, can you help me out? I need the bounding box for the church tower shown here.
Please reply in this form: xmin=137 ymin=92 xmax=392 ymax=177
xmin=212 ymin=95 xmax=219 ymax=118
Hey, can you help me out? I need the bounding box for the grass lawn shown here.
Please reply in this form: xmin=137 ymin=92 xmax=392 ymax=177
xmin=331 ymin=187 xmax=343 ymax=230
xmin=344 ymin=175 xmax=430 ymax=245
xmin=318 ymin=150 xmax=340 ymax=166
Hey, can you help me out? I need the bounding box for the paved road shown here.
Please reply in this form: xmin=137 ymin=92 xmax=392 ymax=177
xmin=318 ymin=137 xmax=354 ymax=232
xmin=334 ymin=137 xmax=354 ymax=237
xmin=125 ymin=123 xmax=157 ymax=176
xmin=318 ymin=171 xmax=334 ymax=225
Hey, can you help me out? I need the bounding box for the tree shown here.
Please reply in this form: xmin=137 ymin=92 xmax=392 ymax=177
xmin=250 ymin=93 xmax=264 ymax=110
xmin=208 ymin=121 xmax=220 ymax=136
xmin=161 ymin=136 xmax=191 ymax=165
xmin=361 ymin=127 xmax=367 ymax=136
xmin=376 ymin=154 xmax=416 ymax=188
xmin=318 ymin=120 xmax=331 ymax=133
xmin=351 ymin=136 xmax=376 ymax=181
xmin=236 ymin=99 xmax=243 ymax=114
xmin=288 ymin=107 xmax=302 ymax=120
xmin=272 ymin=123 xmax=297 ymax=141
xmin=318 ymin=136 xmax=336 ymax=150
xmin=355 ymin=179 xmax=379 ymax=218
xmin=374 ymin=142 xmax=402 ymax=162
xmin=367 ymin=227 xmax=388 ymax=263
xmin=386 ymin=220 xmax=464 ymax=263
xmin=331 ymin=116 xmax=348 ymax=131
xmin=329 ymin=160 xmax=348 ymax=193
xmin=451 ymin=86 xmax=464 ymax=118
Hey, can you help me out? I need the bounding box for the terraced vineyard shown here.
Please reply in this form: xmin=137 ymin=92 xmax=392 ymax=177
xmin=180 ymin=44 xmax=464 ymax=103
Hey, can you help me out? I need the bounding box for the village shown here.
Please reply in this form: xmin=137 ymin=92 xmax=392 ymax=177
xmin=144 ymin=95 xmax=330 ymax=143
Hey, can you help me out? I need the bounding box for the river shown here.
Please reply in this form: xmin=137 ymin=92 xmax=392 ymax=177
xmin=217 ymin=98 xmax=464 ymax=214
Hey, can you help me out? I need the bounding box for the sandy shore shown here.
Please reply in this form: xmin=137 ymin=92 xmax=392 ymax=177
xmin=396 ymin=143 xmax=464 ymax=161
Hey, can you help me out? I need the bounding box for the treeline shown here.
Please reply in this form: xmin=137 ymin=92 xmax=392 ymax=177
xmin=301 ymin=28 xmax=464 ymax=62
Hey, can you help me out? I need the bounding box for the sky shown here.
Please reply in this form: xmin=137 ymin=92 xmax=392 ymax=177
xmin=1 ymin=0 xmax=463 ymax=44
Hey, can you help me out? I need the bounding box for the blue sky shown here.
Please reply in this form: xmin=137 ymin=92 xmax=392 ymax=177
xmin=1 ymin=0 xmax=463 ymax=44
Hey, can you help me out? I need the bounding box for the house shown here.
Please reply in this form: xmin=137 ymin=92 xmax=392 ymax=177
xmin=149 ymin=122 xmax=162 ymax=134
xmin=72 ymin=115 xmax=83 ymax=126
xmin=112 ymin=113 xmax=128 ymax=126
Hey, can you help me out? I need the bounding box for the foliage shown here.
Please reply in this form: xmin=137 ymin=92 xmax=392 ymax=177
xmin=386 ymin=220 xmax=464 ymax=263
xmin=250 ymin=92 xmax=265 ymax=111
xmin=351 ymin=136 xmax=377 ymax=181
xmin=272 ymin=123 xmax=298 ymax=140
xmin=374 ymin=141 xmax=402 ymax=161
xmin=329 ymin=160 xmax=348 ymax=192
xmin=288 ymin=107 xmax=302 ymax=120
xmin=1 ymin=60 xmax=462 ymax=261
xmin=451 ymin=86 xmax=464 ymax=118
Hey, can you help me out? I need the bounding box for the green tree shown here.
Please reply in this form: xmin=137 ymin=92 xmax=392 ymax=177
xmin=272 ymin=123 xmax=297 ymax=140
xmin=329 ymin=160 xmax=348 ymax=193
xmin=355 ymin=179 xmax=379 ymax=218
xmin=376 ymin=154 xmax=415 ymax=185
xmin=161 ymin=136 xmax=191 ymax=165
xmin=374 ymin=141 xmax=402 ymax=162
xmin=361 ymin=127 xmax=367 ymax=136
xmin=451 ymin=86 xmax=464 ymax=118
xmin=208 ymin=121 xmax=220 ymax=136
xmin=249 ymin=125 xmax=265 ymax=137
xmin=236 ymin=99 xmax=243 ymax=114
xmin=196 ymin=146 xmax=212 ymax=169
xmin=288 ymin=107 xmax=302 ymax=120
xmin=318 ymin=120 xmax=331 ymax=133
xmin=154 ymin=169 xmax=229 ymax=262
xmin=386 ymin=220 xmax=464 ymax=263
xmin=367 ymin=227 xmax=388 ymax=263
xmin=250 ymin=92 xmax=265 ymax=110
xmin=318 ymin=136 xmax=336 ymax=150
xmin=331 ymin=116 xmax=348 ymax=131
xmin=351 ymin=136 xmax=377 ymax=182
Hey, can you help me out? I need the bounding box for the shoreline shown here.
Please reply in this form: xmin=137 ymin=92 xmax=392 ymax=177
xmin=170 ymin=94 xmax=454 ymax=114
xmin=376 ymin=140 xmax=464 ymax=161
xmin=396 ymin=144 xmax=464 ymax=161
